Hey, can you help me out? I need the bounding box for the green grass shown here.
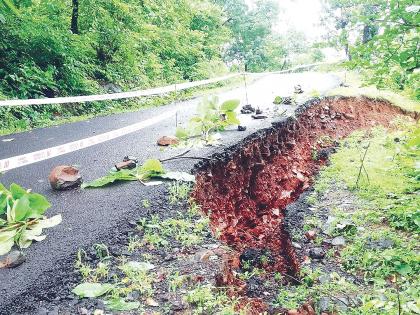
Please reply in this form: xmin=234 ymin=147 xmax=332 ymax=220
xmin=327 ymin=70 xmax=420 ymax=112
xmin=294 ymin=120 xmax=420 ymax=314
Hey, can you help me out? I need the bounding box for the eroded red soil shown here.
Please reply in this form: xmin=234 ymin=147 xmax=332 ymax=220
xmin=192 ymin=96 xmax=416 ymax=311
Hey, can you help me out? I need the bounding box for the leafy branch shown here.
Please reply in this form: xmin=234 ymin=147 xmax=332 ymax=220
xmin=0 ymin=183 xmax=61 ymax=255
xmin=82 ymin=159 xmax=195 ymax=189
xmin=175 ymin=96 xmax=240 ymax=143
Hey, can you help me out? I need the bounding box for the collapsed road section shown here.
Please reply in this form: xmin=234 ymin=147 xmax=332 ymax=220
xmin=193 ymin=96 xmax=417 ymax=310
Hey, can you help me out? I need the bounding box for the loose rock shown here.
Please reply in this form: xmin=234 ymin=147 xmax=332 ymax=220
xmin=49 ymin=165 xmax=82 ymax=190
xmin=331 ymin=236 xmax=346 ymax=246
xmin=241 ymin=104 xmax=256 ymax=114
xmin=309 ymin=247 xmax=325 ymax=259
xmin=115 ymin=160 xmax=136 ymax=170
xmin=238 ymin=125 xmax=247 ymax=131
xmin=294 ymin=85 xmax=304 ymax=94
xmin=157 ymin=136 xmax=179 ymax=146
xmin=282 ymin=97 xmax=293 ymax=105
xmin=305 ymin=230 xmax=317 ymax=240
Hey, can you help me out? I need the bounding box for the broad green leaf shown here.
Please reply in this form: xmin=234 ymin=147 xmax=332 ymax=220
xmin=27 ymin=193 xmax=51 ymax=217
xmin=18 ymin=226 xmax=45 ymax=249
xmin=396 ymin=263 xmax=412 ymax=275
xmin=10 ymin=183 xmax=27 ymax=200
xmin=0 ymin=230 xmax=16 ymax=255
xmin=273 ymin=96 xmax=282 ymax=104
xmin=190 ymin=117 xmax=202 ymax=123
xmin=175 ymin=127 xmax=189 ymax=140
xmin=14 ymin=194 xmax=31 ymax=222
xmin=160 ymin=172 xmax=195 ymax=182
xmin=139 ymin=159 xmax=164 ymax=179
xmin=221 ymin=99 xmax=240 ymax=112
xmin=82 ymin=170 xmax=137 ymax=188
xmin=104 ymin=298 xmax=140 ymax=311
xmin=2 ymin=0 xmax=20 ymax=16
xmin=0 ymin=187 xmax=9 ymax=215
xmin=72 ymin=283 xmax=113 ymax=298
xmin=225 ymin=112 xmax=240 ymax=125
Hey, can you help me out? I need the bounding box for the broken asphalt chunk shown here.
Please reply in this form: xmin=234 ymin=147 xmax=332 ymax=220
xmin=240 ymin=104 xmax=256 ymax=114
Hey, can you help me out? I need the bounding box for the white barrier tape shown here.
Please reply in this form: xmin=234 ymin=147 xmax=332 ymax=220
xmin=0 ymin=73 xmax=241 ymax=107
xmin=0 ymin=62 xmax=336 ymax=107
xmin=0 ymin=108 xmax=178 ymax=172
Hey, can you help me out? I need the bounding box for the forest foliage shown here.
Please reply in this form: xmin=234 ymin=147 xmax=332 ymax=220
xmin=321 ymin=0 xmax=419 ymax=99
xmin=0 ymin=0 xmax=418 ymax=133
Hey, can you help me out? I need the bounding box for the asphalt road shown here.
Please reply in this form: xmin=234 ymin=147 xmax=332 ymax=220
xmin=0 ymin=72 xmax=341 ymax=314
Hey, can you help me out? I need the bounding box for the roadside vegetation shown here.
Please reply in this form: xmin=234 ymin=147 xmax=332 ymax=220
xmin=281 ymin=120 xmax=420 ymax=314
xmin=70 ymin=184 xmax=245 ymax=314
xmin=0 ymin=0 xmax=325 ymax=135
xmin=321 ymin=0 xmax=419 ymax=100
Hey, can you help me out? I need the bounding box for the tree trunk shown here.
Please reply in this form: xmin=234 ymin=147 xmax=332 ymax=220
xmin=71 ymin=0 xmax=79 ymax=34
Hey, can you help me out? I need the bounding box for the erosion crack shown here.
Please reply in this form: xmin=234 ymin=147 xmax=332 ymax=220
xmin=192 ymin=96 xmax=417 ymax=304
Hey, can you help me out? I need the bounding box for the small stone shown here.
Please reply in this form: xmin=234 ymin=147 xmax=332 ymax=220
xmin=287 ymin=310 xmax=299 ymax=315
xmin=294 ymin=85 xmax=304 ymax=94
xmin=241 ymin=104 xmax=256 ymax=114
xmin=115 ymin=160 xmax=136 ymax=170
xmin=146 ymin=297 xmax=159 ymax=307
xmin=331 ymin=236 xmax=346 ymax=246
xmin=79 ymin=307 xmax=89 ymax=315
xmin=309 ymin=247 xmax=325 ymax=259
xmin=305 ymin=230 xmax=317 ymax=240
xmin=0 ymin=250 xmax=26 ymax=268
xmin=127 ymin=291 xmax=140 ymax=301
xmin=93 ymin=310 xmax=104 ymax=315
xmin=256 ymin=108 xmax=263 ymax=115
xmin=49 ymin=165 xmax=82 ymax=190
xmin=238 ymin=125 xmax=247 ymax=131
xmin=317 ymin=297 xmax=331 ymax=313
xmin=282 ymin=97 xmax=292 ymax=105
xmin=292 ymin=242 xmax=302 ymax=249
xmin=157 ymin=136 xmax=179 ymax=146
xmin=366 ymin=238 xmax=394 ymax=250
xmin=335 ymin=297 xmax=349 ymax=311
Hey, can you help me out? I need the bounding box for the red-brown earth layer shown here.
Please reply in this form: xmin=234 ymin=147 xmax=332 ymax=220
xmin=192 ymin=96 xmax=417 ymax=313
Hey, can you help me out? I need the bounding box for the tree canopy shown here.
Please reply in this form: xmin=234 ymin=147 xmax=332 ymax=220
xmin=321 ymin=0 xmax=419 ymax=98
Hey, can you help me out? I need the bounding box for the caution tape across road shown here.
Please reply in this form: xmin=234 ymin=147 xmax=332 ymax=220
xmin=0 ymin=73 xmax=241 ymax=107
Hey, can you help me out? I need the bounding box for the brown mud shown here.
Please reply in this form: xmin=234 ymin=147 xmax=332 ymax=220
xmin=192 ymin=96 xmax=418 ymax=313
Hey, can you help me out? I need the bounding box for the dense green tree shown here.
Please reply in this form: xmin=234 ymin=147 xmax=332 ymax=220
xmin=0 ymin=0 xmax=230 ymax=99
xmin=321 ymin=0 xmax=419 ymax=97
xmin=213 ymin=0 xmax=281 ymax=71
